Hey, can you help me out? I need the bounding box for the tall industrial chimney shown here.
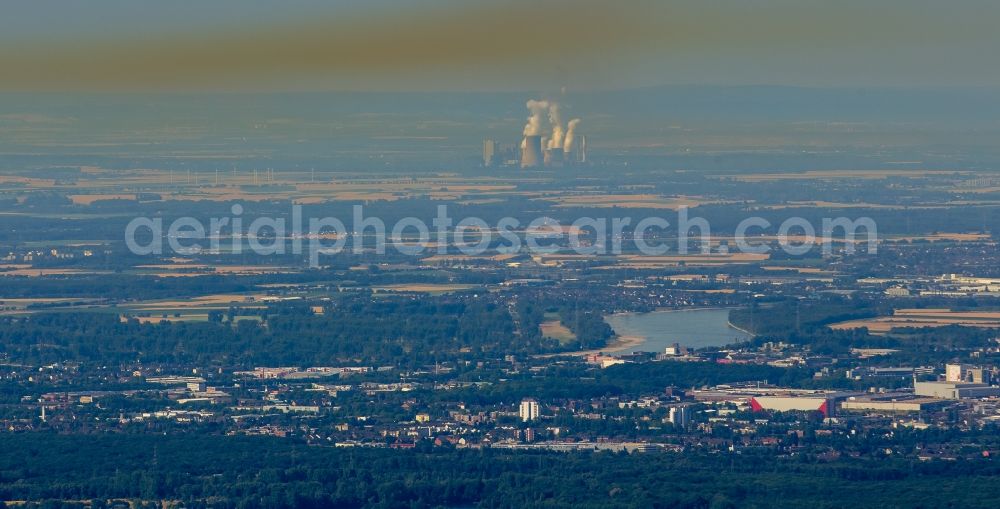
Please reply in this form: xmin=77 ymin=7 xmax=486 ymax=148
xmin=483 ymin=138 xmax=497 ymax=166
xmin=521 ymin=135 xmax=543 ymax=168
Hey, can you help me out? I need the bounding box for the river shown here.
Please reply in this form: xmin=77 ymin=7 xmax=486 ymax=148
xmin=604 ymin=308 xmax=751 ymax=352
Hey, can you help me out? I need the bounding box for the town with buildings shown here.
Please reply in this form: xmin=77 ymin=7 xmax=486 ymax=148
xmin=3 ymin=2 xmax=1000 ymax=505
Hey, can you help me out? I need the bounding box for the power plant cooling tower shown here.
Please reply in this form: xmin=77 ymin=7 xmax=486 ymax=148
xmin=521 ymin=135 xmax=543 ymax=168
xmin=544 ymin=148 xmax=563 ymax=166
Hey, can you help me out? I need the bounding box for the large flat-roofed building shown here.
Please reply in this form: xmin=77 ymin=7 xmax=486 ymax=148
xmin=750 ymin=396 xmax=833 ymax=417
xmin=914 ymin=381 xmax=1000 ymax=400
xmin=846 ymin=366 xmax=921 ymax=379
xmin=840 ymin=394 xmax=949 ymax=413
xmin=693 ymin=387 xmax=856 ymax=417
xmin=945 ymin=363 xmax=992 ymax=384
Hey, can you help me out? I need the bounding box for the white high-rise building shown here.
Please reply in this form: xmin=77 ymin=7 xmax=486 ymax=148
xmin=668 ymin=406 xmax=690 ymax=428
xmin=519 ymin=398 xmax=539 ymax=422
xmin=946 ymin=363 xmax=966 ymax=382
xmin=944 ymin=363 xmax=991 ymax=384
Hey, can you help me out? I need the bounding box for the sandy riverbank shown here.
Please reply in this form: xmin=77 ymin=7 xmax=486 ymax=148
xmin=726 ymin=320 xmax=755 ymax=336
xmin=534 ymin=334 xmax=645 ymax=359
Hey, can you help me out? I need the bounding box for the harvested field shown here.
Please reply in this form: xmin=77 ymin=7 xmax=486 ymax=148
xmin=0 ymin=267 xmax=103 ymax=277
xmin=128 ymin=294 xmax=267 ymax=309
xmin=719 ymin=170 xmax=967 ymax=182
xmin=885 ymin=233 xmax=992 ymax=242
xmin=762 ymin=266 xmax=835 ymax=274
xmin=540 ymin=316 xmax=577 ymax=344
xmin=133 ymin=264 xmax=300 ymax=276
xmin=829 ymin=308 xmax=1000 ymax=333
xmin=542 ymin=194 xmax=720 ymax=209
xmin=373 ymin=284 xmax=477 ymax=294
xmin=537 ymin=252 xmax=769 ymax=269
xmin=68 ymin=194 xmax=137 ymax=204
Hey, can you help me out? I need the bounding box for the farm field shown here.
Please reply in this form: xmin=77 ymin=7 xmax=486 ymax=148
xmin=371 ymin=283 xmax=479 ymax=294
xmin=829 ymin=308 xmax=1000 ymax=333
xmin=540 ymin=194 xmax=723 ymax=209
xmin=717 ymin=169 xmax=969 ymax=182
xmin=540 ymin=313 xmax=577 ymax=344
xmin=132 ymin=264 xmax=301 ymax=277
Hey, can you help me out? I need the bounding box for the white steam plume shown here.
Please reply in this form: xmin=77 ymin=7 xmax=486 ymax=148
xmin=547 ymin=102 xmax=564 ymax=150
xmin=523 ymin=99 xmax=549 ymax=137
xmin=563 ymin=118 xmax=581 ymax=152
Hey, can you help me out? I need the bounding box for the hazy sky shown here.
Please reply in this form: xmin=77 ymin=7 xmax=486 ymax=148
xmin=2 ymin=0 xmax=999 ymax=92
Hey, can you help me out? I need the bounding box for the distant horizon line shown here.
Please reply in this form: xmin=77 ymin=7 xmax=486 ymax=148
xmin=2 ymin=84 xmax=1000 ymax=96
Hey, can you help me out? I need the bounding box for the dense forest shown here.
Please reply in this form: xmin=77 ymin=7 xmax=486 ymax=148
xmin=0 ymin=296 xmax=538 ymax=367
xmin=0 ymin=286 xmax=629 ymax=367
xmin=2 ymin=433 xmax=1000 ymax=508
xmin=0 ymin=270 xmax=503 ymax=300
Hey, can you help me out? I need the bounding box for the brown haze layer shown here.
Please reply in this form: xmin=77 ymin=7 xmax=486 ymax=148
xmin=0 ymin=0 xmax=990 ymax=91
